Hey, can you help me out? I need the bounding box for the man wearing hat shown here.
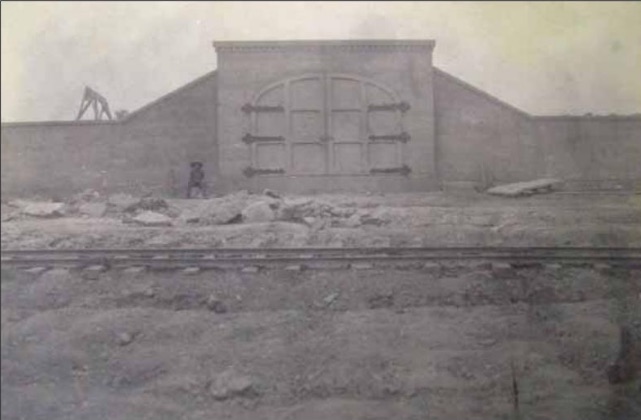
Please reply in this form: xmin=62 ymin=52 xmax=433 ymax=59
xmin=187 ymin=161 xmax=207 ymax=198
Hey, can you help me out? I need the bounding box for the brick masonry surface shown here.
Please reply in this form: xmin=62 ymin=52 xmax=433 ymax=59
xmin=2 ymin=40 xmax=640 ymax=197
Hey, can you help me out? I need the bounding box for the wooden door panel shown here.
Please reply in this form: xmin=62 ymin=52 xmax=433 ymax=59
xmin=255 ymin=143 xmax=286 ymax=170
xmin=246 ymin=74 xmax=407 ymax=177
xmin=290 ymin=78 xmax=323 ymax=109
xmin=331 ymin=111 xmax=361 ymax=141
xmin=257 ymin=86 xmax=284 ymax=106
xmin=292 ymin=143 xmax=326 ymax=174
xmin=368 ymin=110 xmax=401 ymax=135
xmin=365 ymin=83 xmax=393 ymax=104
xmin=256 ymin=113 xmax=285 ymax=137
xmin=291 ymin=111 xmax=323 ymax=141
xmin=333 ymin=143 xmax=363 ymax=174
xmin=369 ymin=141 xmax=398 ymax=169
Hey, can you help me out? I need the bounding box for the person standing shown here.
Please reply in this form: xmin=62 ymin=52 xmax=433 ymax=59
xmin=187 ymin=162 xmax=206 ymax=199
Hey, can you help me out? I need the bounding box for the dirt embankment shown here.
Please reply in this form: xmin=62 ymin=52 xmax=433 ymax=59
xmin=2 ymin=265 xmax=640 ymax=420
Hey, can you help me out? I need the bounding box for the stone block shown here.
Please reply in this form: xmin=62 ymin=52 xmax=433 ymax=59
xmin=23 ymin=202 xmax=65 ymax=217
xmin=351 ymin=262 xmax=373 ymax=270
xmin=183 ymin=267 xmax=201 ymax=275
xmin=132 ymin=211 xmax=173 ymax=227
xmin=24 ymin=266 xmax=48 ymax=275
xmin=78 ymin=202 xmax=107 ymax=218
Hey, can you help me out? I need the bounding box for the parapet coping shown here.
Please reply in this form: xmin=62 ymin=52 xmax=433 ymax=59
xmin=213 ymin=39 xmax=436 ymax=52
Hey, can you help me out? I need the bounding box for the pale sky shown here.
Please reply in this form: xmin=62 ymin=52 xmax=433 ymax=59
xmin=2 ymin=1 xmax=641 ymax=122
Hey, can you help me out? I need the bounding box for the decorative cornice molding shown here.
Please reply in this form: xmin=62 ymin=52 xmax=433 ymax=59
xmin=213 ymin=40 xmax=436 ymax=53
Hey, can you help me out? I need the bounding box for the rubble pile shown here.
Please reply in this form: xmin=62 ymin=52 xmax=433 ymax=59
xmin=2 ymin=189 xmax=640 ymax=249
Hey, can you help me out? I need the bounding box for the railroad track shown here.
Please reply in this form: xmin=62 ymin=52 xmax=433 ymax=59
xmin=1 ymin=247 xmax=640 ymax=270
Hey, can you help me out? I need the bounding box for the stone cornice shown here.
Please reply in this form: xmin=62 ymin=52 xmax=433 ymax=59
xmin=213 ymin=40 xmax=436 ymax=53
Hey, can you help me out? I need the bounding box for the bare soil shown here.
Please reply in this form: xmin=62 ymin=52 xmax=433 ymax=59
xmin=2 ymin=264 xmax=640 ymax=420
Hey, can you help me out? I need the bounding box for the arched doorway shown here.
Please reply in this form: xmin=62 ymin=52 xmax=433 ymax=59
xmin=242 ymin=73 xmax=411 ymax=177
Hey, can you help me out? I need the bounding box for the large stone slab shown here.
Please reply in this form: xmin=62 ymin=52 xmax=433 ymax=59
xmin=487 ymin=178 xmax=561 ymax=197
xmin=78 ymin=202 xmax=107 ymax=218
xmin=132 ymin=211 xmax=173 ymax=227
xmin=242 ymin=200 xmax=277 ymax=223
xmin=22 ymin=202 xmax=66 ymax=218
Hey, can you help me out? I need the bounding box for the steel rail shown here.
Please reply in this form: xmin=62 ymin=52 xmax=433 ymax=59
xmin=1 ymin=247 xmax=640 ymax=269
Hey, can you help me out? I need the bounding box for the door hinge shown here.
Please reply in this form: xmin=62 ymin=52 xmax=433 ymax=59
xmin=243 ymin=167 xmax=285 ymax=177
xmin=368 ymin=132 xmax=410 ymax=143
xmin=370 ymin=165 xmax=411 ymax=176
xmin=367 ymin=102 xmax=410 ymax=113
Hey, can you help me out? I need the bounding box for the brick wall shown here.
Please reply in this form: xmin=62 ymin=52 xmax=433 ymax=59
xmin=1 ymin=71 xmax=217 ymax=198
xmin=433 ymin=67 xmax=641 ymax=190
xmin=536 ymin=116 xmax=641 ymax=189
xmin=2 ymin=44 xmax=640 ymax=198
xmin=433 ymin=68 xmax=541 ymax=189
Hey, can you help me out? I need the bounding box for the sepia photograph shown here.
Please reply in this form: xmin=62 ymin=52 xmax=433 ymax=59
xmin=1 ymin=1 xmax=640 ymax=419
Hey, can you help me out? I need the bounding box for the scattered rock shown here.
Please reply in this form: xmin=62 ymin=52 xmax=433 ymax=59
xmin=545 ymin=263 xmax=562 ymax=271
xmin=487 ymin=178 xmax=561 ymax=197
xmin=263 ymin=189 xmax=281 ymax=199
xmin=183 ymin=267 xmax=201 ymax=275
xmin=208 ymin=202 xmax=244 ymax=225
xmin=132 ymin=211 xmax=173 ymax=227
xmin=145 ymin=234 xmax=178 ymax=247
xmin=368 ymin=293 xmax=394 ymax=309
xmin=24 ymin=267 xmax=48 ymax=275
xmin=209 ymin=369 xmax=257 ymax=400
xmin=85 ymin=264 xmax=107 ymax=273
xmin=108 ymin=193 xmax=139 ymax=210
xmin=491 ymin=262 xmax=512 ymax=271
xmin=129 ymin=197 xmax=169 ymax=212
xmin=206 ymin=295 xmax=227 ymax=313
xmin=1 ymin=205 xmax=19 ymax=222
xmin=285 ymin=264 xmax=302 ymax=271
xmin=22 ymin=202 xmax=66 ymax=218
xmin=180 ymin=210 xmax=201 ymax=224
xmin=423 ymin=262 xmax=441 ymax=273
xmin=7 ymin=199 xmax=32 ymax=210
xmin=242 ymin=201 xmax=277 ymax=223
xmin=360 ymin=211 xmax=386 ymax=226
xmin=351 ymin=262 xmax=373 ymax=270
xmin=241 ymin=266 xmax=259 ymax=274
xmin=82 ymin=264 xmax=108 ymax=280
xmin=78 ymin=202 xmax=107 ymax=218
xmin=323 ymin=292 xmax=340 ymax=306
xmin=71 ymin=189 xmax=100 ymax=203
xmin=116 ymin=332 xmax=134 ymax=346
xmin=343 ymin=213 xmax=362 ymax=228
xmin=279 ymin=198 xmax=336 ymax=222
xmin=122 ymin=266 xmax=146 ymax=274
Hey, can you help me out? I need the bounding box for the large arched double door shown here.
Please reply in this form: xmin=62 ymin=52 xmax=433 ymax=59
xmin=242 ymin=73 xmax=411 ymax=177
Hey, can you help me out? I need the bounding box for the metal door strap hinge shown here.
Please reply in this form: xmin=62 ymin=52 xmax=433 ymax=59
xmin=370 ymin=165 xmax=411 ymax=176
xmin=243 ymin=167 xmax=285 ymax=177
xmin=367 ymin=102 xmax=410 ymax=113
xmin=368 ymin=132 xmax=410 ymax=143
